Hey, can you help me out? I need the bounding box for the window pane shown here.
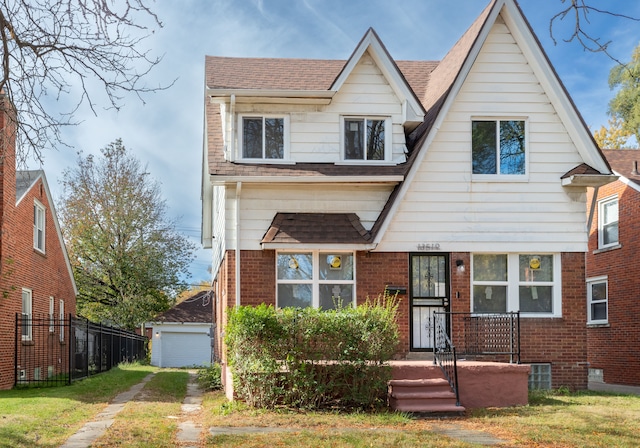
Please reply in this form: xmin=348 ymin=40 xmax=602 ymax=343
xmin=473 ymin=285 xmax=507 ymax=312
xmin=265 ymin=118 xmax=284 ymax=159
xmin=591 ymin=302 xmax=607 ymax=321
xmin=603 ymin=200 xmax=618 ymax=225
xmin=277 ymin=253 xmax=313 ymax=280
xmin=472 ymin=121 xmax=497 ymax=174
xmin=242 ymin=117 xmax=263 ymax=158
xmin=278 ymin=284 xmax=312 ymax=308
xmin=319 ymin=253 xmax=353 ymax=280
xmin=412 ymin=255 xmax=447 ymax=297
xmin=603 ymin=222 xmax=618 ymax=245
xmin=499 ymin=120 xmax=525 ymax=175
xmin=319 ymin=284 xmax=353 ymax=310
xmin=591 ymin=282 xmax=606 ymax=301
xmin=345 ymin=119 xmax=364 ymax=160
xmin=519 ymin=286 xmax=553 ymax=312
xmin=366 ymin=119 xmax=385 ymax=160
xmin=519 ymin=255 xmax=553 ymax=282
xmin=473 ymin=254 xmax=507 ymax=281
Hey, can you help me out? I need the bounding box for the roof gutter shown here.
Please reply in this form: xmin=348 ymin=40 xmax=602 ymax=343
xmin=207 ymin=88 xmax=335 ymax=100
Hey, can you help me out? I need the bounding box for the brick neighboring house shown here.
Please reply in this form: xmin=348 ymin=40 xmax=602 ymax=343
xmin=201 ymin=0 xmax=616 ymax=394
xmin=586 ymin=149 xmax=640 ymax=388
xmin=0 ymin=96 xmax=78 ymax=389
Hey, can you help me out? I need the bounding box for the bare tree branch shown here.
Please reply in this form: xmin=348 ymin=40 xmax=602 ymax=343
xmin=0 ymin=0 xmax=173 ymax=165
xmin=550 ymin=0 xmax=640 ymax=66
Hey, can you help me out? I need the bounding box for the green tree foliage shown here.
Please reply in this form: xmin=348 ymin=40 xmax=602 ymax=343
xmin=593 ymin=116 xmax=634 ymax=149
xmin=58 ymin=139 xmax=195 ymax=330
xmin=608 ymin=45 xmax=640 ymax=143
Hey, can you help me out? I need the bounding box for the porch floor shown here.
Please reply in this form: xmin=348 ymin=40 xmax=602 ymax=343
xmin=390 ymin=359 xmax=530 ymax=410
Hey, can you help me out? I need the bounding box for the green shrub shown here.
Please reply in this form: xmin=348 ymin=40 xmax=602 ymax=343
xmin=225 ymin=291 xmax=400 ymax=410
xmin=197 ymin=363 xmax=223 ymax=390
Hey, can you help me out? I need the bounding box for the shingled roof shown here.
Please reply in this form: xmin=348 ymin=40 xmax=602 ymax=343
xmin=262 ymin=213 xmax=371 ymax=245
xmin=151 ymin=291 xmax=213 ymax=324
xmin=602 ymin=150 xmax=640 ymax=187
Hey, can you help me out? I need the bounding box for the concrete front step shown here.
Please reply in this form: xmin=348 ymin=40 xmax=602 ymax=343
xmin=391 ymin=402 xmax=466 ymax=413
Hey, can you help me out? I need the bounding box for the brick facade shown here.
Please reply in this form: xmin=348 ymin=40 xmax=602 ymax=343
xmin=215 ymin=249 xmax=589 ymax=389
xmin=0 ymin=102 xmax=77 ymax=389
xmin=586 ymin=179 xmax=640 ymax=386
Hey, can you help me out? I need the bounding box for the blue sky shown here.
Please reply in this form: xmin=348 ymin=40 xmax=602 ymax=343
xmin=31 ymin=0 xmax=640 ymax=284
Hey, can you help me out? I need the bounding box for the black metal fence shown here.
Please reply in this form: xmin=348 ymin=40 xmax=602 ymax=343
xmin=14 ymin=313 xmax=147 ymax=387
xmin=432 ymin=312 xmax=460 ymax=406
xmin=441 ymin=312 xmax=521 ymax=363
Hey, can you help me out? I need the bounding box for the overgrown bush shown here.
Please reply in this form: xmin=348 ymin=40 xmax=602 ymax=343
xmin=197 ymin=363 xmax=222 ymax=390
xmin=225 ymin=290 xmax=400 ymax=410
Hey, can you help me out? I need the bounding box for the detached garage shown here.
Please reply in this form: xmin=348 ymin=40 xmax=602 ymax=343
xmin=148 ymin=291 xmax=213 ymax=368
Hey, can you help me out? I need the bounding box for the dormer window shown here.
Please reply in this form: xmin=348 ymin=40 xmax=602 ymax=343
xmin=239 ymin=115 xmax=288 ymax=160
xmin=343 ymin=117 xmax=390 ymax=162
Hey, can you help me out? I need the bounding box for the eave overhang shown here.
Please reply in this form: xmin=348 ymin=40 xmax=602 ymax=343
xmin=561 ymin=174 xmax=619 ymax=188
xmin=206 ymin=87 xmax=335 ymax=105
xmin=208 ymin=175 xmax=404 ymax=186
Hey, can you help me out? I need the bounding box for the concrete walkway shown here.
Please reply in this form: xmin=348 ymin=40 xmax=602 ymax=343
xmin=174 ymin=372 xmax=205 ymax=447
xmin=60 ymin=373 xmax=156 ymax=448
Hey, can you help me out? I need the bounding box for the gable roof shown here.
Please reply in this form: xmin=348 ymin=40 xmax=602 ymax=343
xmin=15 ymin=170 xmax=78 ymax=295
xmin=150 ymin=290 xmax=213 ymax=324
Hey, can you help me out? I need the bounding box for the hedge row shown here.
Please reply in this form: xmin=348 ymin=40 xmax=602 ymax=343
xmin=225 ymin=292 xmax=400 ymax=410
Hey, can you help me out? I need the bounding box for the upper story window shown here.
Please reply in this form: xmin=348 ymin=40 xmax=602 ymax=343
xmin=472 ymin=119 xmax=526 ymax=176
xmin=239 ymin=115 xmax=287 ymax=160
xmin=343 ymin=117 xmax=389 ymax=162
xmin=34 ymin=200 xmax=45 ymax=253
xmin=472 ymin=253 xmax=561 ymax=317
xmin=587 ymin=276 xmax=607 ymax=324
xmin=276 ymin=251 xmax=355 ymax=310
xmin=598 ymin=196 xmax=618 ymax=248
xmin=59 ymin=299 xmax=65 ymax=342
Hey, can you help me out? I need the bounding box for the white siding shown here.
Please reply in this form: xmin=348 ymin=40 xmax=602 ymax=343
xmin=228 ymin=183 xmax=393 ymax=250
xmin=226 ymin=51 xmax=408 ymax=164
xmin=210 ymin=185 xmax=226 ymax=279
xmin=377 ymin=17 xmax=587 ymax=253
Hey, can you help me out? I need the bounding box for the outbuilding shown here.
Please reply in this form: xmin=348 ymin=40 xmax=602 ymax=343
xmin=148 ymin=291 xmax=213 ymax=368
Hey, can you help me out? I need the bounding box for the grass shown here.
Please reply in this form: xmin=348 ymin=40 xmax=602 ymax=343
xmin=1 ymin=363 xmax=639 ymax=447
xmin=0 ymin=362 xmax=156 ymax=448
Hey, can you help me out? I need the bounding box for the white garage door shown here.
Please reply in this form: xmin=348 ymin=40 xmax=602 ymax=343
xmin=161 ymin=332 xmax=211 ymax=367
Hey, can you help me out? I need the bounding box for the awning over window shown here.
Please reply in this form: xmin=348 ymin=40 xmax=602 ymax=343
xmin=261 ymin=213 xmax=374 ymax=249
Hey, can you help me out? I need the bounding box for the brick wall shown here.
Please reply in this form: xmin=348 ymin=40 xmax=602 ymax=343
xmin=0 ymin=101 xmax=77 ymax=389
xmin=214 ymin=249 xmax=589 ymax=389
xmin=586 ymin=180 xmax=640 ymax=386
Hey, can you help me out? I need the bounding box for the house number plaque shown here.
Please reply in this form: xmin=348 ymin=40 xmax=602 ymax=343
xmin=417 ymin=243 xmax=441 ymax=251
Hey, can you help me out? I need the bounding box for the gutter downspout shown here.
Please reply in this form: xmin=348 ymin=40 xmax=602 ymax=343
xmin=235 ymin=181 xmax=242 ymax=307
xmin=587 ymin=186 xmax=599 ymax=232
xmin=229 ymin=94 xmax=236 ymax=162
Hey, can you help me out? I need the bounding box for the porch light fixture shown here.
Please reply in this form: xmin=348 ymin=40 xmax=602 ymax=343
xmin=456 ymin=259 xmax=465 ymax=273
xmin=155 ymin=331 xmax=159 ymax=338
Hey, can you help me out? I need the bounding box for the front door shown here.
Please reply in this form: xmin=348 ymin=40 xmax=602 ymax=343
xmin=410 ymin=253 xmax=450 ymax=351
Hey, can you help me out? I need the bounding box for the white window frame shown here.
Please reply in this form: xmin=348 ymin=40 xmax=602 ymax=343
xmin=34 ymin=200 xmax=46 ymax=253
xmin=587 ymin=276 xmax=608 ymax=324
xmin=276 ymin=250 xmax=356 ymax=309
xmin=340 ymin=116 xmax=391 ymax=163
xmin=59 ymin=299 xmax=65 ymax=342
xmin=237 ymin=114 xmax=290 ymax=161
xmin=22 ymin=288 xmax=33 ymax=341
xmin=471 ymin=117 xmax=528 ymax=180
xmin=49 ymin=296 xmax=55 ymax=333
xmin=471 ymin=253 xmax=562 ymax=317
xmin=598 ymin=195 xmax=619 ymax=249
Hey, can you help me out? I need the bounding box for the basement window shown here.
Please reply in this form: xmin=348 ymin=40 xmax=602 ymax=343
xmin=528 ymin=363 xmax=552 ymax=390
